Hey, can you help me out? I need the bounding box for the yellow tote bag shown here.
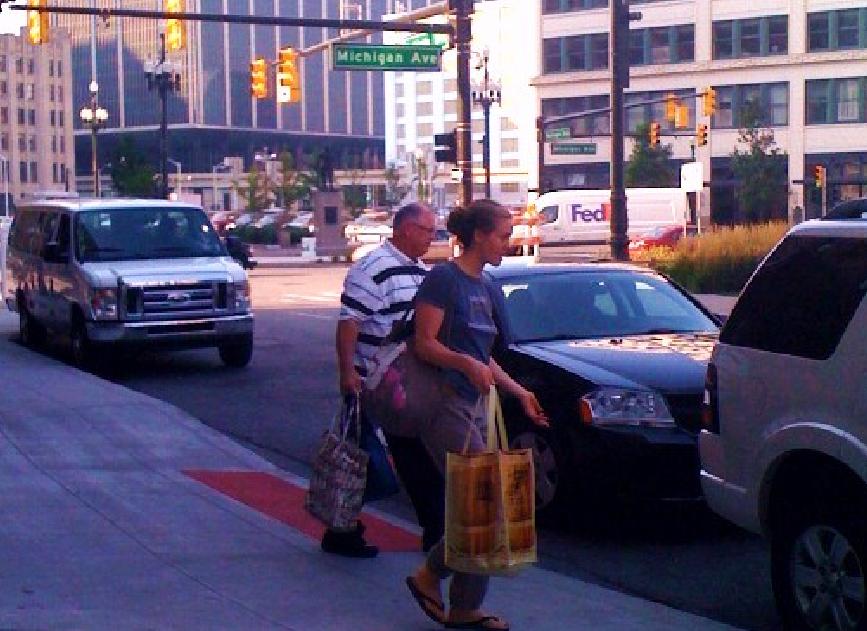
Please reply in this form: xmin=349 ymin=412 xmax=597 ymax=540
xmin=445 ymin=387 xmax=537 ymax=576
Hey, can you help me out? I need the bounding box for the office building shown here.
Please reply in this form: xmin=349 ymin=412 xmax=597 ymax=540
xmin=0 ymin=29 xmax=75 ymax=205
xmin=537 ymin=0 xmax=867 ymax=223
xmin=53 ymin=0 xmax=391 ymax=184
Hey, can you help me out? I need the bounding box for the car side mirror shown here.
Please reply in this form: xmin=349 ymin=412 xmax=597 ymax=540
xmin=42 ymin=241 xmax=69 ymax=264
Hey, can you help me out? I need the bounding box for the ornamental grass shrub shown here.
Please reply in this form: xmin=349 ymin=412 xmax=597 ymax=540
xmin=637 ymin=221 xmax=790 ymax=294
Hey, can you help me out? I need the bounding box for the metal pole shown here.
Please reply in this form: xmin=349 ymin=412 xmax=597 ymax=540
xmin=482 ymin=53 xmax=491 ymax=200
xmin=91 ymin=118 xmax=99 ymax=197
xmin=159 ymin=33 xmax=169 ymax=200
xmin=2 ymin=158 xmax=7 ymax=216
xmin=90 ymin=0 xmax=99 ymax=198
xmin=536 ymin=116 xmax=545 ymax=195
xmin=455 ymin=0 xmax=473 ymax=207
xmin=609 ymin=0 xmax=628 ymax=261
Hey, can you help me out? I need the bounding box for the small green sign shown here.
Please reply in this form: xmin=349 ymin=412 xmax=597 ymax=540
xmin=402 ymin=32 xmax=450 ymax=49
xmin=545 ymin=127 xmax=572 ymax=141
xmin=551 ymin=142 xmax=598 ymax=155
xmin=331 ymin=44 xmax=442 ymax=72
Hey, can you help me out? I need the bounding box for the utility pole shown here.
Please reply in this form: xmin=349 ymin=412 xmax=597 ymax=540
xmin=454 ymin=0 xmax=474 ymax=208
xmin=610 ymin=0 xmax=640 ymax=261
xmin=145 ymin=33 xmax=180 ymax=200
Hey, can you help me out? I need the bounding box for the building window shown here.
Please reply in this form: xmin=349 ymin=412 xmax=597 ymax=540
xmin=444 ymin=100 xmax=457 ymax=115
xmin=808 ymin=9 xmax=867 ymax=52
xmin=58 ymin=85 xmax=63 ymax=101
xmin=395 ymin=83 xmax=404 ymax=98
xmin=417 ymin=122 xmax=433 ymax=137
xmin=15 ymin=58 xmax=23 ymax=74
xmin=501 ymin=138 xmax=520 ymax=153
xmin=396 ymin=123 xmax=406 ymax=140
xmin=444 ymin=78 xmax=457 ymax=93
xmin=17 ymin=108 xmax=24 ymax=125
xmin=50 ymin=110 xmax=55 ymax=127
xmin=545 ymin=33 xmax=608 ymax=73
xmin=0 ymin=81 xmax=6 ymax=96
xmin=543 ymin=0 xmax=607 ymax=13
xmin=0 ymin=107 xmax=6 ymax=125
xmin=19 ymin=161 xmax=27 ymax=184
xmin=500 ymin=158 xmax=520 ymax=169
xmin=0 ymin=134 xmax=7 ymax=151
xmin=28 ymin=109 xmax=35 ymax=125
xmin=500 ymin=183 xmax=522 ymax=193
xmin=29 ymin=162 xmax=37 ymax=183
xmin=26 ymin=83 xmax=34 ymax=100
xmin=28 ymin=136 xmax=36 ymax=152
xmin=807 ymin=78 xmax=867 ymax=124
xmin=58 ymin=111 xmax=64 ymax=127
xmin=49 ymin=59 xmax=54 ymax=77
xmin=52 ymin=163 xmax=58 ymax=184
xmin=626 ymin=89 xmax=695 ymax=133
xmin=541 ymin=94 xmax=610 ymax=136
xmin=471 ymin=118 xmax=484 ymax=134
xmin=17 ymin=135 xmax=25 ymax=151
xmin=60 ymin=136 xmax=65 ymax=153
xmin=57 ymin=60 xmax=62 ymax=77
xmin=60 ymin=164 xmax=66 ymax=184
xmin=501 ymin=117 xmax=518 ymax=131
xmin=16 ymin=83 xmax=23 ymax=99
xmin=51 ymin=135 xmax=57 ymax=153
xmin=395 ymin=103 xmax=404 ymax=118
xmin=49 ymin=85 xmax=55 ymax=101
xmin=0 ymin=55 xmax=5 ymax=72
xmin=416 ymin=81 xmax=432 ymax=96
xmin=416 ymin=101 xmax=433 ymax=116
xmin=631 ymin=24 xmax=694 ymax=65
xmin=713 ymin=16 xmax=788 ymax=59
xmin=27 ymin=59 xmax=34 ymax=75
xmin=711 ymin=83 xmax=789 ymax=129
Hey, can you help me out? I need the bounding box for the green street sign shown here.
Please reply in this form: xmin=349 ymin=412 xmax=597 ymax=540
xmin=402 ymin=32 xmax=450 ymax=49
xmin=331 ymin=44 xmax=442 ymax=72
xmin=545 ymin=127 xmax=572 ymax=141
xmin=551 ymin=142 xmax=598 ymax=155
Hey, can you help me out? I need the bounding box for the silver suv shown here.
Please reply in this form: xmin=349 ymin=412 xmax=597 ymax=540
xmin=700 ymin=217 xmax=866 ymax=631
xmin=5 ymin=198 xmax=254 ymax=369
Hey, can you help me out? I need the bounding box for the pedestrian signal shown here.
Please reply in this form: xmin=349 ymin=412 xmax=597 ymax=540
xmin=434 ymin=131 xmax=457 ymax=163
xmin=696 ymin=123 xmax=708 ymax=147
xmin=649 ymin=122 xmax=661 ymax=147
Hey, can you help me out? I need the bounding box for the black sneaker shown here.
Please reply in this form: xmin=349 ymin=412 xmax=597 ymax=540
xmin=321 ymin=524 xmax=379 ymax=558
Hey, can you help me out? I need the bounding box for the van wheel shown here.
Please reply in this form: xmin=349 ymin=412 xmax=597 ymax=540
xmin=219 ymin=334 xmax=253 ymax=368
xmin=70 ymin=319 xmax=96 ymax=371
xmin=771 ymin=500 xmax=867 ymax=631
xmin=18 ymin=304 xmax=45 ymax=347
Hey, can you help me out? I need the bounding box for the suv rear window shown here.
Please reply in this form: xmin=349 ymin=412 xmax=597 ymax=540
xmin=721 ymin=235 xmax=867 ymax=360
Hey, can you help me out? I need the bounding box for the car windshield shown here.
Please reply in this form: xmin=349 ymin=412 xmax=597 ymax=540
xmin=75 ymin=207 xmax=226 ymax=262
xmin=499 ymin=270 xmax=718 ymax=343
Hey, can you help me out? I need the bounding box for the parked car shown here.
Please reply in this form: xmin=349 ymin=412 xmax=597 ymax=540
xmin=628 ymin=224 xmax=695 ymax=255
xmin=5 ymin=198 xmax=254 ymax=370
xmin=699 ymin=217 xmax=867 ymax=631
xmin=488 ymin=262 xmax=722 ymax=521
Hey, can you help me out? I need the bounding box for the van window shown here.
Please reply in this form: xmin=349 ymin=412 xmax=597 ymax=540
xmin=721 ymin=236 xmax=867 ymax=359
xmin=40 ymin=212 xmax=60 ymax=254
xmin=540 ymin=205 xmax=558 ymax=224
xmin=10 ymin=209 xmax=42 ymax=254
xmin=56 ymin=213 xmax=70 ymax=254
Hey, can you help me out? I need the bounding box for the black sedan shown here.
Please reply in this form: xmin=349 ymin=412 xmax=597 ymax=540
xmin=489 ymin=262 xmax=721 ymax=521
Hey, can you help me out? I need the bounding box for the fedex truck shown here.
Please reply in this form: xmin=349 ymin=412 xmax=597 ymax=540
xmin=526 ymin=188 xmax=689 ymax=245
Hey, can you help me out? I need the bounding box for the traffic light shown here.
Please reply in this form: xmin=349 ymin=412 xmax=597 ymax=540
xmin=276 ymin=47 xmax=301 ymax=104
xmin=702 ymin=87 xmax=717 ymax=117
xmin=648 ymin=122 xmax=660 ymax=147
xmin=250 ymin=58 xmax=267 ymax=99
xmin=665 ymin=94 xmax=678 ymax=123
xmin=696 ymin=123 xmax=708 ymax=147
xmin=27 ymin=0 xmax=49 ymax=45
xmin=434 ymin=131 xmax=457 ymax=163
xmin=675 ymin=104 xmax=689 ymax=129
xmin=814 ymin=165 xmax=826 ymax=189
xmin=165 ymin=0 xmax=186 ymax=52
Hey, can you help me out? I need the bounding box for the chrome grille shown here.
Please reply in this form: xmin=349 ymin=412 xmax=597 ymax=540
xmin=122 ymin=281 xmax=228 ymax=321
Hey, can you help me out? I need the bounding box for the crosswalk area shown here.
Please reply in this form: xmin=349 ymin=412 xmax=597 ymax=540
xmin=279 ymin=291 xmax=341 ymax=307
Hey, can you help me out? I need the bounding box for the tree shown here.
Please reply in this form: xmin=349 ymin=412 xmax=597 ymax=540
xmin=342 ymin=161 xmax=369 ymax=219
xmin=110 ymin=137 xmax=157 ymax=197
xmin=730 ymin=101 xmax=788 ymax=223
xmin=273 ymin=150 xmax=313 ymax=213
xmin=233 ymin=165 xmax=272 ymax=212
xmin=625 ymin=122 xmax=676 ymax=188
xmin=382 ymin=162 xmax=409 ymax=209
xmin=411 ymin=152 xmax=433 ymax=203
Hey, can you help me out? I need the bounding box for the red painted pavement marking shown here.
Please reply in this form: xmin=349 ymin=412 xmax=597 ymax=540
xmin=184 ymin=470 xmax=421 ymax=552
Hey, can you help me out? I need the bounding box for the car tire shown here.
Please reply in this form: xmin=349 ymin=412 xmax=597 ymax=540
xmin=219 ymin=334 xmax=253 ymax=368
xmin=771 ymin=499 xmax=867 ymax=631
xmin=70 ymin=318 xmax=97 ymax=371
xmin=18 ymin=303 xmax=45 ymax=348
xmin=509 ymin=425 xmax=571 ymax=524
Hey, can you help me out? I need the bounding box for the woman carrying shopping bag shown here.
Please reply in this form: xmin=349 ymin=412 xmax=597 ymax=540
xmin=405 ymin=199 xmax=548 ymax=631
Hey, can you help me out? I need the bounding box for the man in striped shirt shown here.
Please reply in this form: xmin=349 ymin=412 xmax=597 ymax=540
xmin=322 ymin=202 xmax=443 ymax=558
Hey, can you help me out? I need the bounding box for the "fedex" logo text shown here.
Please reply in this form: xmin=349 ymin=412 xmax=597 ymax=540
xmin=571 ymin=202 xmax=611 ymax=223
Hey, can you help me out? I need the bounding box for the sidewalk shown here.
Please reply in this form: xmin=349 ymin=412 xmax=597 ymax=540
xmin=0 ymin=311 xmax=740 ymax=630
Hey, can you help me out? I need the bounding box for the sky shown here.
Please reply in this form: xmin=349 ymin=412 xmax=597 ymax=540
xmin=0 ymin=2 xmax=26 ymax=36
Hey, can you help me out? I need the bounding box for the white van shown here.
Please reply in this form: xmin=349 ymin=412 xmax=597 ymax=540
xmin=527 ymin=188 xmax=688 ymax=244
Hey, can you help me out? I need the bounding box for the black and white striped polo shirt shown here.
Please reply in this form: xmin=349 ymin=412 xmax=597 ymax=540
xmin=339 ymin=240 xmax=428 ymax=376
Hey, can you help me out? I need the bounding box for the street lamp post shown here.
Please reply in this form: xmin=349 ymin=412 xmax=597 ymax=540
xmin=471 ymin=48 xmax=501 ymax=200
xmin=145 ymin=33 xmax=181 ymax=200
xmin=79 ymin=81 xmax=109 ymax=197
xmin=167 ymin=158 xmax=182 ymax=197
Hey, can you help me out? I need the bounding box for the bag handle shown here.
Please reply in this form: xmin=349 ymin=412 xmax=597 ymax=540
xmin=486 ymin=386 xmax=509 ymax=451
xmin=333 ymin=395 xmax=362 ymax=445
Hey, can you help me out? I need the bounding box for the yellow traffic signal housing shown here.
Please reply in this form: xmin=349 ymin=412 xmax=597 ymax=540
xmin=27 ymin=0 xmax=49 ymax=45
xmin=702 ymin=87 xmax=717 ymax=117
xmin=250 ymin=58 xmax=268 ymax=99
xmin=675 ymin=104 xmax=689 ymax=129
xmin=165 ymin=0 xmax=185 ymax=51
xmin=276 ymin=47 xmax=301 ymax=104
xmin=696 ymin=123 xmax=708 ymax=146
xmin=665 ymin=94 xmax=678 ymax=122
xmin=649 ymin=122 xmax=661 ymax=147
xmin=814 ymin=165 xmax=826 ymax=189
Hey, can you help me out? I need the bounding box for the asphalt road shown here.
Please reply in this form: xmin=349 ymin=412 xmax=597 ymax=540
xmin=102 ymin=266 xmax=778 ymax=631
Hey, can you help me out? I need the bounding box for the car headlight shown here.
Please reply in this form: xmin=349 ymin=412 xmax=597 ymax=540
xmin=233 ymin=280 xmax=251 ymax=312
xmin=90 ymin=288 xmax=118 ymax=320
xmin=579 ymin=387 xmax=674 ymax=428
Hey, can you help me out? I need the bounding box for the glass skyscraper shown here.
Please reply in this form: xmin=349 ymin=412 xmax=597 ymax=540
xmin=54 ymin=0 xmax=388 ymax=175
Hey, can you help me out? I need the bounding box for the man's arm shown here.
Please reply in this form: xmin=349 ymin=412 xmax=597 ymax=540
xmin=336 ymin=318 xmax=363 ymax=395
